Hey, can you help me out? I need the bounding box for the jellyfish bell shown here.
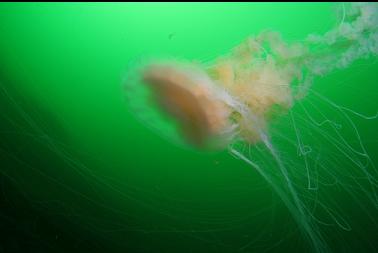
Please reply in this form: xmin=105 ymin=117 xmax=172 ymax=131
xmin=142 ymin=62 xmax=234 ymax=149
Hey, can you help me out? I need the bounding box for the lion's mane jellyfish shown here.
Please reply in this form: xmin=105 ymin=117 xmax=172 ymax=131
xmin=125 ymin=3 xmax=378 ymax=253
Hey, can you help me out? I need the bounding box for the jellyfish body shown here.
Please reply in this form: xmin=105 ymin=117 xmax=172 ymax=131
xmin=142 ymin=63 xmax=231 ymax=148
xmin=141 ymin=33 xmax=304 ymax=149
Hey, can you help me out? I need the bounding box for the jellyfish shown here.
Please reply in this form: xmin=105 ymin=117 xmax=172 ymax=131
xmin=125 ymin=3 xmax=378 ymax=253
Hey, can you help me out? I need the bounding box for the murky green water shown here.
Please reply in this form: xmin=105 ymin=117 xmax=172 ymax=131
xmin=0 ymin=3 xmax=377 ymax=253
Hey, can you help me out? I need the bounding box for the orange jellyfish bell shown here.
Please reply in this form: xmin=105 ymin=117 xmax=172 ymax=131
xmin=142 ymin=63 xmax=232 ymax=148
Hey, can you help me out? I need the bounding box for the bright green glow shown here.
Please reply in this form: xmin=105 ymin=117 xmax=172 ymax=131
xmin=0 ymin=3 xmax=377 ymax=253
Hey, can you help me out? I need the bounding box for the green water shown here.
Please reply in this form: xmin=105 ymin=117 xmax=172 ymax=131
xmin=0 ymin=3 xmax=378 ymax=253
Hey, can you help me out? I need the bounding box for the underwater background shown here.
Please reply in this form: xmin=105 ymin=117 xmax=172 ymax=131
xmin=0 ymin=3 xmax=377 ymax=253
